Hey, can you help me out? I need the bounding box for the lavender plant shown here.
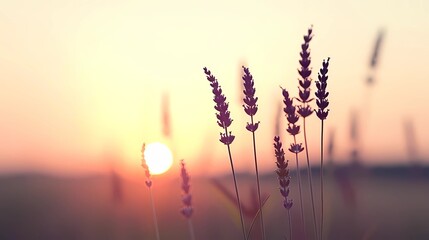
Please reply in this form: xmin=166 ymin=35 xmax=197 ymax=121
xmin=180 ymin=159 xmax=195 ymax=240
xmin=203 ymin=67 xmax=246 ymax=239
xmin=195 ymin=26 xmax=332 ymax=240
xmin=282 ymin=87 xmax=306 ymax=238
xmin=274 ymin=136 xmax=293 ymax=240
xmin=296 ymin=26 xmax=319 ymax=240
xmin=241 ymin=66 xmax=265 ymax=240
xmin=315 ymin=57 xmax=330 ymax=240
xmin=141 ymin=143 xmax=161 ymax=240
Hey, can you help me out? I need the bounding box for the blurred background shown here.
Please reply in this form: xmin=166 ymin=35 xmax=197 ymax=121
xmin=0 ymin=0 xmax=428 ymax=239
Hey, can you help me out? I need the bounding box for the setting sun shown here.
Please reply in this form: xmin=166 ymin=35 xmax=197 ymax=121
xmin=143 ymin=142 xmax=173 ymax=175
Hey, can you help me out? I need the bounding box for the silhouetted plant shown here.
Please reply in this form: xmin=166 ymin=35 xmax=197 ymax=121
xmin=141 ymin=143 xmax=160 ymax=240
xmin=241 ymin=66 xmax=265 ymax=240
xmin=203 ymin=67 xmax=247 ymax=240
xmin=282 ymin=87 xmax=306 ymax=239
xmin=315 ymin=57 xmax=330 ymax=240
xmin=274 ymin=136 xmax=293 ymax=240
xmin=180 ymin=159 xmax=195 ymax=240
xmin=196 ymin=26 xmax=332 ymax=240
xmin=296 ymin=26 xmax=319 ymax=240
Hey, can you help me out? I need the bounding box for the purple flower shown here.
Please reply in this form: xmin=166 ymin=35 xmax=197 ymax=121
xmin=242 ymin=66 xmax=258 ymax=117
xmin=242 ymin=66 xmax=260 ymax=133
xmin=204 ymin=67 xmax=235 ymax=145
xmin=282 ymin=88 xmax=301 ymax=136
xmin=274 ymin=136 xmax=293 ymax=210
xmin=315 ymin=58 xmax=330 ymax=120
xmin=246 ymin=122 xmax=259 ymax=132
xmin=180 ymin=160 xmax=193 ymax=219
xmin=220 ymin=132 xmax=235 ymax=145
xmin=297 ymin=105 xmax=313 ymax=118
xmin=204 ymin=67 xmax=233 ymax=129
xmin=297 ymin=27 xmax=314 ymax=118
xmin=141 ymin=143 xmax=152 ymax=188
xmin=289 ymin=143 xmax=304 ymax=154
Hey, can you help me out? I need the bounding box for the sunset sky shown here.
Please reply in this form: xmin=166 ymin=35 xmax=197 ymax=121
xmin=0 ymin=0 xmax=428 ymax=175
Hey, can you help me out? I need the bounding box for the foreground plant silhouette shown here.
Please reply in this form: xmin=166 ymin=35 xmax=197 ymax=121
xmin=282 ymin=87 xmax=306 ymax=239
xmin=315 ymin=57 xmax=330 ymax=240
xmin=203 ymin=67 xmax=247 ymax=240
xmin=141 ymin=143 xmax=160 ymax=240
xmin=241 ymin=66 xmax=265 ymax=240
xmin=180 ymin=159 xmax=196 ymax=240
xmin=274 ymin=136 xmax=293 ymax=240
xmin=296 ymin=26 xmax=319 ymax=240
xmin=199 ymin=26 xmax=331 ymax=240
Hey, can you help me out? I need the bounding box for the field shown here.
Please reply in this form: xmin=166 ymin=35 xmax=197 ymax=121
xmin=1 ymin=165 xmax=428 ymax=240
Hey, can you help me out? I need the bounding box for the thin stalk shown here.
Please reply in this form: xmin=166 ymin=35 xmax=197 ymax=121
xmin=225 ymin=127 xmax=247 ymax=240
xmin=149 ymin=187 xmax=161 ymax=240
xmin=288 ymin=209 xmax=293 ymax=240
xmin=303 ymin=116 xmax=319 ymax=240
xmin=246 ymin=195 xmax=270 ymax=240
xmin=188 ymin=219 xmax=196 ymax=240
xmin=250 ymin=116 xmax=265 ymax=240
xmin=293 ymin=135 xmax=306 ymax=240
xmin=320 ymin=120 xmax=325 ymax=240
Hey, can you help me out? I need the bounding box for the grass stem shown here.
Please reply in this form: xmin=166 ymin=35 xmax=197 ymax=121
xmin=188 ymin=219 xmax=196 ymax=240
xmin=225 ymin=128 xmax=247 ymax=240
xmin=149 ymin=187 xmax=160 ymax=240
xmin=288 ymin=209 xmax=293 ymax=240
xmin=320 ymin=120 xmax=325 ymax=240
xmin=293 ymin=135 xmax=306 ymax=240
xmin=250 ymin=116 xmax=266 ymax=240
xmin=303 ymin=116 xmax=319 ymax=240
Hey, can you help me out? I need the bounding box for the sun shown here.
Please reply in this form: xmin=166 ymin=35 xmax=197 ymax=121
xmin=143 ymin=142 xmax=173 ymax=175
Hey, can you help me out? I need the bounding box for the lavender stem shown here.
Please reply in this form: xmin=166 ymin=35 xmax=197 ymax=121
xmin=149 ymin=187 xmax=160 ymax=240
xmin=293 ymin=135 xmax=306 ymax=240
xmin=303 ymin=116 xmax=319 ymax=240
xmin=225 ymin=128 xmax=247 ymax=240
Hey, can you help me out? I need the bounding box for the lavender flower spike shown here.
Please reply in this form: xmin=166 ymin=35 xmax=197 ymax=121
xmin=282 ymin=87 xmax=306 ymax=238
xmin=316 ymin=57 xmax=330 ymax=240
xmin=203 ymin=67 xmax=235 ymax=144
xmin=282 ymin=88 xmax=300 ymax=136
xmin=274 ymin=136 xmax=293 ymax=210
xmin=141 ymin=143 xmax=152 ymax=188
xmin=242 ymin=66 xmax=260 ymax=132
xmin=203 ymin=67 xmax=246 ymax=239
xmin=297 ymin=26 xmax=314 ymax=118
xmin=180 ymin=160 xmax=193 ymax=218
xmin=315 ymin=57 xmax=330 ymax=120
xmin=296 ymin=26 xmax=319 ymax=240
xmin=141 ymin=142 xmax=160 ymax=240
xmin=242 ymin=66 xmax=265 ymax=240
xmin=274 ymin=136 xmax=293 ymax=240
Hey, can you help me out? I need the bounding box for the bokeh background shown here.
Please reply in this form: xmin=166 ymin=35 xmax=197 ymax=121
xmin=0 ymin=0 xmax=428 ymax=239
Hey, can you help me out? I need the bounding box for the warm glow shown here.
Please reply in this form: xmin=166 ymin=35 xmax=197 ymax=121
xmin=144 ymin=142 xmax=173 ymax=175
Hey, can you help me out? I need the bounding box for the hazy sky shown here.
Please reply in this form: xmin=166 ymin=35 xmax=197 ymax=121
xmin=0 ymin=0 xmax=428 ymax=175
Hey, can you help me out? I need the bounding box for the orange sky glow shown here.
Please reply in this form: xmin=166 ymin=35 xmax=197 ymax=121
xmin=0 ymin=0 xmax=428 ymax=176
